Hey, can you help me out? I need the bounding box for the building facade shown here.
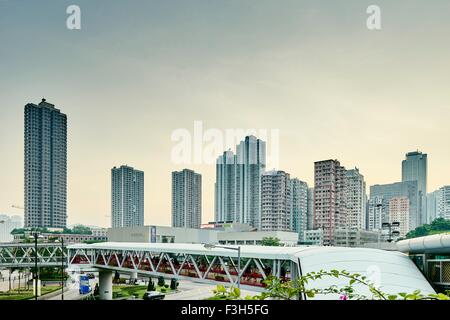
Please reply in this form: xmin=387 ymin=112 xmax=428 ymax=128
xmin=428 ymin=186 xmax=450 ymax=221
xmin=215 ymin=150 xmax=237 ymax=223
xmin=290 ymin=178 xmax=308 ymax=241
xmin=0 ymin=214 xmax=22 ymax=243
xmin=402 ymin=151 xmax=427 ymax=225
xmin=214 ymin=136 xmax=266 ymax=229
xmin=111 ymin=165 xmax=144 ymax=228
xmin=369 ymin=181 xmax=419 ymax=232
xmin=313 ymin=159 xmax=347 ymax=246
xmin=388 ymin=196 xmax=410 ymax=237
xmin=24 ymin=99 xmax=67 ymax=228
xmin=345 ymin=168 xmax=367 ymax=230
xmin=307 ymin=187 xmax=314 ymax=230
xmin=260 ymin=170 xmax=291 ymax=232
xmin=172 ymin=169 xmax=202 ymax=229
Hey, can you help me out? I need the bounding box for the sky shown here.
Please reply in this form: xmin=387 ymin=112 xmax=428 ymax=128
xmin=1 ymin=0 xmax=450 ymax=228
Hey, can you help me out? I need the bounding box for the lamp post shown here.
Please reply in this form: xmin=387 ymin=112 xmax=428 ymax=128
xmin=203 ymin=243 xmax=241 ymax=289
xmin=382 ymin=222 xmax=400 ymax=242
xmin=30 ymin=231 xmax=41 ymax=301
xmin=55 ymin=237 xmax=65 ymax=300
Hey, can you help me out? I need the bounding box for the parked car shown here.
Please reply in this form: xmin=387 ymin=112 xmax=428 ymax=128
xmin=142 ymin=291 xmax=165 ymax=300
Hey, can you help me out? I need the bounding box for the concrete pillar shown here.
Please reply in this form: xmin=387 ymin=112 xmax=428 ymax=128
xmin=130 ymin=271 xmax=138 ymax=283
xmin=99 ymin=270 xmax=113 ymax=300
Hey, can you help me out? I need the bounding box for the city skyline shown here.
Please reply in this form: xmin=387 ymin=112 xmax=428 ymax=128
xmin=1 ymin=1 xmax=450 ymax=228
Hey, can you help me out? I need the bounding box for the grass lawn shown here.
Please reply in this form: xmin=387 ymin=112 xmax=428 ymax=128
xmin=112 ymin=284 xmax=177 ymax=299
xmin=0 ymin=285 xmax=62 ymax=300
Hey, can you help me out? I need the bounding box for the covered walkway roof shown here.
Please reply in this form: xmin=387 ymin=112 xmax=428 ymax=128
xmin=397 ymin=234 xmax=450 ymax=254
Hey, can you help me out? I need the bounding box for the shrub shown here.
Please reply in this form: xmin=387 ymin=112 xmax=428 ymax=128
xmin=157 ymin=276 xmax=165 ymax=287
xmin=160 ymin=288 xmax=167 ymax=293
xmin=147 ymin=279 xmax=155 ymax=291
xmin=170 ymin=278 xmax=178 ymax=290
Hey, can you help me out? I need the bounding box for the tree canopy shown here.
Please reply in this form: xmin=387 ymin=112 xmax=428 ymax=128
xmin=405 ymin=218 xmax=450 ymax=239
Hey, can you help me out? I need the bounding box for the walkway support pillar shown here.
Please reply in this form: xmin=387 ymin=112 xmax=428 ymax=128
xmin=130 ymin=271 xmax=138 ymax=283
xmin=99 ymin=270 xmax=113 ymax=300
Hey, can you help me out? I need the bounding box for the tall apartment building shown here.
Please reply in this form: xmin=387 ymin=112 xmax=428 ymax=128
xmin=290 ymin=178 xmax=308 ymax=241
xmin=368 ymin=196 xmax=384 ymax=231
xmin=111 ymin=165 xmax=144 ymax=228
xmin=313 ymin=159 xmax=347 ymax=246
xmin=402 ymin=151 xmax=427 ymax=225
xmin=24 ymin=99 xmax=67 ymax=228
xmin=437 ymin=186 xmax=450 ymax=220
xmin=214 ymin=136 xmax=266 ymax=229
xmin=172 ymin=169 xmax=202 ymax=229
xmin=368 ymin=181 xmax=418 ymax=232
xmin=388 ymin=197 xmax=410 ymax=237
xmin=428 ymin=186 xmax=450 ymax=221
xmin=427 ymin=190 xmax=440 ymax=223
xmin=260 ymin=170 xmax=291 ymax=231
xmin=215 ymin=150 xmax=237 ymax=222
xmin=345 ymin=168 xmax=367 ymax=230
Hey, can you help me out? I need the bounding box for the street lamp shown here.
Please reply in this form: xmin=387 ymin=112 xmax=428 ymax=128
xmin=203 ymin=243 xmax=241 ymax=289
xmin=29 ymin=231 xmax=42 ymax=300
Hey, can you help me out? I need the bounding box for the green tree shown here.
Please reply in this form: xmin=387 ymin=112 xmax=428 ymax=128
xmin=261 ymin=237 xmax=281 ymax=246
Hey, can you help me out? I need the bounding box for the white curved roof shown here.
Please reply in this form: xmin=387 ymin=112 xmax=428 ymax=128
xmin=397 ymin=233 xmax=450 ymax=254
xmin=69 ymin=242 xmax=435 ymax=297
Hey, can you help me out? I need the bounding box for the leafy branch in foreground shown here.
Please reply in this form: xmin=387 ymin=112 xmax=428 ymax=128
xmin=208 ymin=269 xmax=450 ymax=300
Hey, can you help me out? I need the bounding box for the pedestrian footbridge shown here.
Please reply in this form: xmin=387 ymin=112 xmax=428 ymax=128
xmin=0 ymin=242 xmax=436 ymax=299
xmin=66 ymin=242 xmax=435 ymax=299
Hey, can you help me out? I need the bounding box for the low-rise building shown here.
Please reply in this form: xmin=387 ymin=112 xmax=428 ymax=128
xmin=217 ymin=230 xmax=299 ymax=246
xmin=333 ymin=228 xmax=381 ymax=248
xmin=303 ymin=229 xmax=323 ymax=246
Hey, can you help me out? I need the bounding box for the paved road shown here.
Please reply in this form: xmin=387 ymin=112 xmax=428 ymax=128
xmin=165 ymin=280 xmax=260 ymax=300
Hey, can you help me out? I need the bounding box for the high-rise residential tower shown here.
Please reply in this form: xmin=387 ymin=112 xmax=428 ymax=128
xmin=345 ymin=168 xmax=367 ymax=230
xmin=290 ymin=178 xmax=308 ymax=241
xmin=236 ymin=136 xmax=266 ymax=229
xmin=111 ymin=165 xmax=144 ymax=228
xmin=313 ymin=159 xmax=347 ymax=246
xmin=260 ymin=170 xmax=291 ymax=231
xmin=215 ymin=150 xmax=237 ymax=223
xmin=172 ymin=169 xmax=202 ymax=229
xmin=24 ymin=99 xmax=67 ymax=228
xmin=402 ymin=151 xmax=427 ymax=225
xmin=214 ymin=136 xmax=266 ymax=229
xmin=428 ymin=186 xmax=450 ymax=221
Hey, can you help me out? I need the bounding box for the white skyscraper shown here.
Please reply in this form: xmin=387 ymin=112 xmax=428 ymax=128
xmin=260 ymin=170 xmax=291 ymax=231
xmin=214 ymin=136 xmax=266 ymax=229
xmin=215 ymin=150 xmax=237 ymax=223
xmin=24 ymin=99 xmax=67 ymax=228
xmin=172 ymin=169 xmax=202 ymax=229
xmin=111 ymin=165 xmax=144 ymax=228
xmin=345 ymin=168 xmax=367 ymax=230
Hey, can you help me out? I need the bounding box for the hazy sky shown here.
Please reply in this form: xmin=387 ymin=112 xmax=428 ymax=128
xmin=1 ymin=0 xmax=450 ymax=228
